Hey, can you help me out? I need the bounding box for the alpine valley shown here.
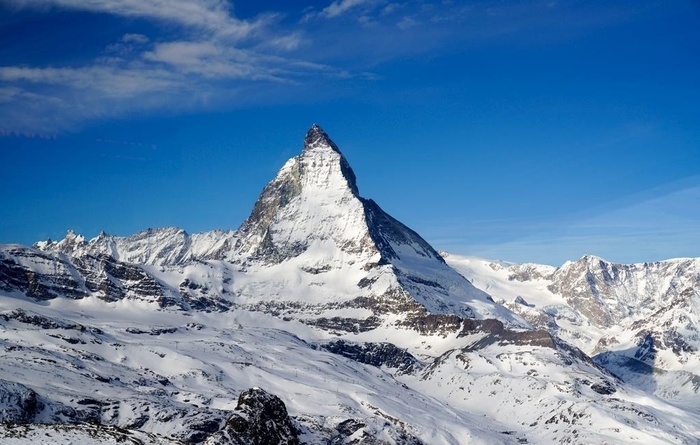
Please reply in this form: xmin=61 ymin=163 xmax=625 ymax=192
xmin=1 ymin=125 xmax=698 ymax=444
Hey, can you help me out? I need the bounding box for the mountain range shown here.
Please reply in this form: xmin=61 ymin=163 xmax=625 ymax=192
xmin=1 ymin=125 xmax=698 ymax=444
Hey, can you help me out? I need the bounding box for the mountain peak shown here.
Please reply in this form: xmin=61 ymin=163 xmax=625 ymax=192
xmin=298 ymin=124 xmax=358 ymax=196
xmin=230 ymin=125 xmax=518 ymax=323
xmin=303 ymin=124 xmax=341 ymax=154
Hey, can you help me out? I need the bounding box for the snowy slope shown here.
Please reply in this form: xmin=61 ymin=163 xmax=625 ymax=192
xmin=0 ymin=424 xmax=179 ymax=445
xmin=444 ymin=252 xmax=700 ymax=408
xmin=1 ymin=295 xmax=698 ymax=444
xmin=0 ymin=297 xmax=514 ymax=444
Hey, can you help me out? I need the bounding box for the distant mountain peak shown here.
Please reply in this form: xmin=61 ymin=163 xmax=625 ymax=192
xmin=235 ymin=125 xmax=364 ymax=261
xmin=298 ymin=124 xmax=358 ymax=196
xmin=303 ymin=123 xmax=340 ymax=154
xmin=231 ymin=125 xmax=516 ymax=322
xmin=580 ymin=254 xmax=606 ymax=263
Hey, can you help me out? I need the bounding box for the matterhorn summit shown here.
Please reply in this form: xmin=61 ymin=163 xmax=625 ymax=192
xmin=234 ymin=124 xmax=368 ymax=263
xmin=229 ymin=124 xmax=519 ymax=325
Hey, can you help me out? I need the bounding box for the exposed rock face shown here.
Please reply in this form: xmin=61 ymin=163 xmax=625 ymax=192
xmin=0 ymin=423 xmax=182 ymax=444
xmin=0 ymin=244 xmax=188 ymax=308
xmin=321 ymin=340 xmax=420 ymax=375
xmin=329 ymin=418 xmax=425 ymax=445
xmin=447 ymin=253 xmax=700 ymax=361
xmin=0 ymin=380 xmax=42 ymax=423
xmin=205 ymin=388 xmax=299 ymax=445
xmin=539 ymin=256 xmax=700 ymax=371
xmin=73 ymin=254 xmax=170 ymax=305
xmin=0 ymin=245 xmax=88 ymax=300
xmin=542 ymin=255 xmax=700 ymax=331
xmin=444 ymin=253 xmax=700 ymax=404
xmin=37 ymin=227 xmax=238 ymax=267
xmin=0 ymin=308 xmax=90 ymax=332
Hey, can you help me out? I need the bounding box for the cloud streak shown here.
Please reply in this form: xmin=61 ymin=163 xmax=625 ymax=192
xmin=0 ymin=65 xmax=177 ymax=96
xmin=8 ymin=0 xmax=258 ymax=38
xmin=321 ymin=0 xmax=375 ymax=18
xmin=1 ymin=0 xmax=650 ymax=134
xmin=0 ymin=40 xmax=351 ymax=133
xmin=0 ymin=1 xmax=352 ymax=133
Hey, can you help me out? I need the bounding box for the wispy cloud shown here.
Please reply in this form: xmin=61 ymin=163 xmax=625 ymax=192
xmin=8 ymin=0 xmax=257 ymax=38
xmin=1 ymin=0 xmax=653 ymax=134
xmin=143 ymin=41 xmax=275 ymax=81
xmin=321 ymin=0 xmax=375 ymax=18
xmin=302 ymin=0 xmax=395 ymax=22
xmin=0 ymin=39 xmax=353 ymax=134
xmin=0 ymin=65 xmax=177 ymax=96
xmin=0 ymin=1 xmax=352 ymax=133
xmin=0 ymin=63 xmax=183 ymax=133
xmin=396 ymin=16 xmax=419 ymax=30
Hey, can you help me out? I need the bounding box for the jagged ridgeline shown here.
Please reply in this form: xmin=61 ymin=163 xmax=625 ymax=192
xmin=2 ymin=124 xmax=521 ymax=328
xmin=1 ymin=125 xmax=699 ymax=444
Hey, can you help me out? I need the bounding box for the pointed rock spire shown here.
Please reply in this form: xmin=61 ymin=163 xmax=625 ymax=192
xmin=232 ymin=124 xmax=518 ymax=323
xmin=303 ymin=124 xmax=341 ymax=153
xmin=299 ymin=124 xmax=358 ymax=196
xmin=236 ymin=124 xmax=361 ymax=260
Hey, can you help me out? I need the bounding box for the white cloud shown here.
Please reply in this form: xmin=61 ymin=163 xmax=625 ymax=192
xmin=143 ymin=41 xmax=222 ymax=66
xmin=322 ymin=0 xmax=373 ymax=18
xmin=121 ymin=33 xmax=149 ymax=44
xmin=258 ymin=33 xmax=304 ymax=52
xmin=0 ymin=65 xmax=177 ymax=96
xmin=0 ymin=62 xmax=187 ymax=133
xmin=0 ymin=1 xmax=325 ymax=132
xmin=142 ymin=41 xmax=286 ymax=81
xmin=103 ymin=33 xmax=151 ymax=60
xmin=438 ymin=182 xmax=700 ymax=266
xmin=302 ymin=0 xmax=381 ymax=21
xmin=0 ymin=0 xmax=487 ymax=133
xmin=0 ymin=27 xmax=355 ymax=134
xmin=8 ymin=0 xmax=257 ymax=38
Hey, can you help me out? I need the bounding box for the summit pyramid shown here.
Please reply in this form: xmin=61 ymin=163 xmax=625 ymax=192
xmin=229 ymin=124 xmax=520 ymax=326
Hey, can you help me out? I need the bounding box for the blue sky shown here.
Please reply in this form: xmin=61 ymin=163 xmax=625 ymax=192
xmin=1 ymin=0 xmax=698 ymax=266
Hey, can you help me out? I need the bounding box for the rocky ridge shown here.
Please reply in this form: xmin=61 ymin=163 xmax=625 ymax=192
xmin=444 ymin=253 xmax=700 ymax=407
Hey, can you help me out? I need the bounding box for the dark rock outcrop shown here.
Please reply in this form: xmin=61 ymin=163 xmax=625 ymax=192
xmin=0 ymin=380 xmax=42 ymax=423
xmin=329 ymin=418 xmax=425 ymax=445
xmin=321 ymin=340 xmax=420 ymax=374
xmin=205 ymin=388 xmax=299 ymax=445
xmin=0 ymin=246 xmax=88 ymax=300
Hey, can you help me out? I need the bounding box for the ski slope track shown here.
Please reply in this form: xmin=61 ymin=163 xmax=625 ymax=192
xmin=1 ymin=125 xmax=699 ymax=444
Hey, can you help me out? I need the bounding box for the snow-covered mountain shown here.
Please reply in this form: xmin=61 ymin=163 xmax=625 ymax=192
xmin=444 ymin=253 xmax=700 ymax=408
xmin=1 ymin=125 xmax=699 ymax=444
xmin=19 ymin=124 xmax=518 ymax=327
